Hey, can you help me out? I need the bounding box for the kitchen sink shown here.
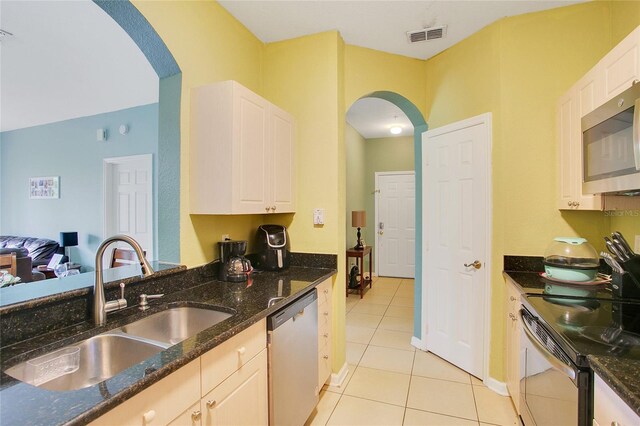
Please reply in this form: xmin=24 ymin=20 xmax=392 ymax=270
xmin=120 ymin=306 xmax=234 ymax=346
xmin=4 ymin=334 xmax=163 ymax=391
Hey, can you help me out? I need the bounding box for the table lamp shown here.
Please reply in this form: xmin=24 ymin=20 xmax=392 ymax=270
xmin=60 ymin=232 xmax=78 ymax=264
xmin=351 ymin=211 xmax=366 ymax=250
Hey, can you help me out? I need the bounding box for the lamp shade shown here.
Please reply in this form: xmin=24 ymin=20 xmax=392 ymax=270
xmin=351 ymin=211 xmax=366 ymax=228
xmin=60 ymin=232 xmax=78 ymax=247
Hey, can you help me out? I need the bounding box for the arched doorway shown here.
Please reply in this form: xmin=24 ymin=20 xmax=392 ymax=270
xmin=94 ymin=0 xmax=182 ymax=262
xmin=345 ymin=91 xmax=427 ymax=340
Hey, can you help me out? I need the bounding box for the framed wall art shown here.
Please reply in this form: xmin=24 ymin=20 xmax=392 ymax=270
xmin=29 ymin=176 xmax=59 ymax=199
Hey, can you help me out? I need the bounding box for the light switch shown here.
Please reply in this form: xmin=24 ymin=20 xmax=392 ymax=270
xmin=313 ymin=208 xmax=324 ymax=225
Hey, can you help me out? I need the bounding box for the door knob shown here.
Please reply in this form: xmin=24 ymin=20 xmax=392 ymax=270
xmin=464 ymin=260 xmax=482 ymax=270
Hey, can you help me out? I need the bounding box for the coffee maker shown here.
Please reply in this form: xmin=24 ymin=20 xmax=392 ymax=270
xmin=218 ymin=240 xmax=252 ymax=282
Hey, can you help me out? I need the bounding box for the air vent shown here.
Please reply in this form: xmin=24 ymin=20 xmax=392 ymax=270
xmin=407 ymin=25 xmax=447 ymax=44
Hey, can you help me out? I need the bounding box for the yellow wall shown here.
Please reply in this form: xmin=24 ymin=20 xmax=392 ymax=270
xmin=424 ymin=1 xmax=639 ymax=380
xmin=133 ymin=0 xmax=268 ymax=266
xmin=262 ymin=31 xmax=347 ymax=371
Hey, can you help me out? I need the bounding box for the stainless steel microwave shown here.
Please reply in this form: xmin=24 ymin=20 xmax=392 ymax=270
xmin=582 ymin=82 xmax=640 ymax=195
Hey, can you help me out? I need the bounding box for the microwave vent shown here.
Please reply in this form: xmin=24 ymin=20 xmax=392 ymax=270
xmin=407 ymin=25 xmax=447 ymax=43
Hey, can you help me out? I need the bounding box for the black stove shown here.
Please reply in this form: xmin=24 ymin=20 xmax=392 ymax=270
xmin=522 ymin=295 xmax=640 ymax=368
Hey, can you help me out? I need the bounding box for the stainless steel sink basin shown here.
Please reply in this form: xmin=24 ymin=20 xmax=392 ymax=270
xmin=120 ymin=306 xmax=233 ymax=346
xmin=4 ymin=334 xmax=163 ymax=391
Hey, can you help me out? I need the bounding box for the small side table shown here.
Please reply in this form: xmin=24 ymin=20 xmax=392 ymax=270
xmin=346 ymin=246 xmax=372 ymax=299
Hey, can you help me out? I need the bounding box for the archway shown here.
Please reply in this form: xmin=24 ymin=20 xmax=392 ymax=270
xmin=346 ymin=91 xmax=427 ymax=338
xmin=94 ymin=0 xmax=182 ymax=262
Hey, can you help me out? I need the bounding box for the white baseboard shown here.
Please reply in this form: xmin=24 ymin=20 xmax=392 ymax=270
xmin=329 ymin=362 xmax=349 ymax=388
xmin=411 ymin=336 xmax=428 ymax=351
xmin=484 ymin=376 xmax=509 ymax=396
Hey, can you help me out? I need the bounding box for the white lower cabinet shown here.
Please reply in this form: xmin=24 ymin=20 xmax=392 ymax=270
xmin=201 ymin=349 xmax=268 ymax=426
xmin=316 ymin=278 xmax=333 ymax=390
xmin=91 ymin=319 xmax=267 ymax=426
xmin=504 ymin=278 xmax=522 ymax=414
xmin=593 ymin=373 xmax=640 ymax=426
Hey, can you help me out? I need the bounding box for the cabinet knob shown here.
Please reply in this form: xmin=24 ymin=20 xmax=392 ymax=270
xmin=508 ymin=313 xmax=517 ymax=321
xmin=324 ymin=289 xmax=329 ymax=294
xmin=323 ymin=311 xmax=329 ymax=316
xmin=611 ymin=422 xmax=620 ymax=426
xmin=271 ymin=206 xmax=277 ymax=211
xmin=237 ymin=346 xmax=246 ymax=356
xmin=575 ymin=201 xmax=580 ymax=207
xmin=206 ymin=400 xmax=217 ymax=409
xmin=323 ymin=355 xmax=329 ymax=359
xmin=143 ymin=410 xmax=156 ymax=422
xmin=191 ymin=410 xmax=202 ymax=421
xmin=265 ymin=206 xmax=270 ymax=212
xmin=509 ymin=296 xmax=516 ymax=302
xmin=324 ymin=333 xmax=329 ymax=338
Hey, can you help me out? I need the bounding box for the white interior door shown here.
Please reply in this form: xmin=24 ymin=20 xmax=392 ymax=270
xmin=104 ymin=154 xmax=153 ymax=262
xmin=421 ymin=114 xmax=491 ymax=379
xmin=375 ymin=172 xmax=415 ymax=278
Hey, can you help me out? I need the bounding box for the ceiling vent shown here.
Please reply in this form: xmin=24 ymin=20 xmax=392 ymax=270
xmin=407 ymin=25 xmax=447 ymax=43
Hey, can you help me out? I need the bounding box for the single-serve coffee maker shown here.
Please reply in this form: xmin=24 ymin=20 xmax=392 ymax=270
xmin=255 ymin=225 xmax=290 ymax=271
xmin=219 ymin=240 xmax=252 ymax=282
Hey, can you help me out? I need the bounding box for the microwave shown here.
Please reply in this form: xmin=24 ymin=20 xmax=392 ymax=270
xmin=581 ymin=82 xmax=640 ymax=195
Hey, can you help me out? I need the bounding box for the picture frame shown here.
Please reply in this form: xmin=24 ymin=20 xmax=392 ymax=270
xmin=29 ymin=176 xmax=59 ymax=199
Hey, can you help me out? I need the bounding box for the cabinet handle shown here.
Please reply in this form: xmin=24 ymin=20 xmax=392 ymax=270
xmin=323 ymin=333 xmax=329 ymax=338
xmin=206 ymin=400 xmax=217 ymax=409
xmin=611 ymin=422 xmax=620 ymax=426
xmin=323 ymin=355 xmax=329 ymax=359
xmin=192 ymin=410 xmax=202 ymax=421
xmin=509 ymin=296 xmax=516 ymax=302
xmin=142 ymin=410 xmax=156 ymax=423
xmin=265 ymin=206 xmax=270 ymax=212
xmin=237 ymin=346 xmax=246 ymax=356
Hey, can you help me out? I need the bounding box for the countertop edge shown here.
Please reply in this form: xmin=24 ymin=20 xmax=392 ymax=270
xmin=588 ymin=355 xmax=640 ymax=418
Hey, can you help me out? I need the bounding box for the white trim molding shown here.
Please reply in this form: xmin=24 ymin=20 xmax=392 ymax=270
xmin=484 ymin=376 xmax=509 ymax=396
xmin=411 ymin=336 xmax=428 ymax=351
xmin=329 ymin=362 xmax=349 ymax=388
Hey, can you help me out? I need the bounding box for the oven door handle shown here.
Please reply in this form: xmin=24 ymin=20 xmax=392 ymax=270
xmin=519 ymin=311 xmax=576 ymax=381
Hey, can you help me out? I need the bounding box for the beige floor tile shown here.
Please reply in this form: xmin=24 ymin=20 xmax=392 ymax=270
xmin=362 ymin=293 xmax=394 ymax=305
xmin=400 ymin=278 xmax=415 ymax=285
xmin=346 ymin=325 xmax=376 ymax=344
xmin=346 ymin=342 xmax=367 ymax=365
xmin=412 ymin=351 xmax=471 ymax=384
xmin=327 ymin=395 xmax=405 ymax=426
xmin=370 ymin=329 xmax=415 ymax=352
xmin=350 ymin=301 xmax=389 ymax=316
xmin=395 ymin=286 xmax=414 ymax=298
xmin=407 ymin=377 xmax=477 ymax=421
xmin=325 ymin=364 xmax=356 ymax=394
xmin=403 ymin=408 xmax=479 ymax=426
xmin=385 ymin=305 xmax=415 ymax=319
xmin=378 ymin=315 xmax=414 ymax=333
xmin=473 ymin=385 xmax=519 ymax=426
xmin=471 ymin=375 xmax=483 ymax=386
xmin=305 ymin=389 xmax=341 ymax=425
xmin=344 ymin=366 xmax=411 ymax=406
xmin=375 ymin=277 xmax=403 ymax=287
xmin=390 ymin=296 xmax=414 ymax=307
xmin=359 ymin=345 xmax=415 ymax=375
xmin=366 ymin=285 xmax=399 ymax=296
xmin=345 ymin=298 xmax=359 ymax=313
xmin=347 ymin=312 xmax=383 ymax=329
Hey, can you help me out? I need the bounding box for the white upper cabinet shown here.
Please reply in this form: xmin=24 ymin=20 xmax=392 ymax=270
xmin=190 ymin=81 xmax=296 ymax=215
xmin=557 ymin=26 xmax=640 ymax=210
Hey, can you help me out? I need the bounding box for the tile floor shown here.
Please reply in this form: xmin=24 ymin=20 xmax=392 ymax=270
xmin=306 ymin=276 xmax=519 ymax=426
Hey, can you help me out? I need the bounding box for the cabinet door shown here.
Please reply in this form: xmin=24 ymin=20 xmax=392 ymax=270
xmin=317 ymin=279 xmax=332 ymax=389
xmin=601 ymin=27 xmax=640 ymax=101
xmin=557 ymin=90 xmax=576 ymax=210
xmin=505 ymin=279 xmax=521 ymax=414
xmin=232 ymin=84 xmax=270 ymax=214
xmin=168 ymin=401 xmax=202 ymax=426
xmin=202 ymin=349 xmax=268 ymax=426
xmin=593 ymin=373 xmax=640 ymax=426
xmin=269 ymin=105 xmax=296 ymax=213
xmin=90 ymin=359 xmax=200 ymax=426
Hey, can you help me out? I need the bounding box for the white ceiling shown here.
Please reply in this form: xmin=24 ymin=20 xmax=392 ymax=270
xmin=0 ymin=0 xmax=158 ymax=132
xmin=346 ymin=98 xmax=414 ymax=138
xmin=220 ymin=0 xmax=585 ymax=139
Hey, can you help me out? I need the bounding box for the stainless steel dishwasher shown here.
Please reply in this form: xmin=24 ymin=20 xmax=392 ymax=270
xmin=267 ymin=290 xmax=319 ymax=426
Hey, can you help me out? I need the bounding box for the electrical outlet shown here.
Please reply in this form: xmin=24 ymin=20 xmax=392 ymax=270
xmin=222 ymin=234 xmax=230 ymax=241
xmin=635 ymin=235 xmax=640 ymax=254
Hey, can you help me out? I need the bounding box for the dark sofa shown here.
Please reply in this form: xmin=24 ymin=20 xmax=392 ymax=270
xmin=0 ymin=236 xmax=61 ymax=267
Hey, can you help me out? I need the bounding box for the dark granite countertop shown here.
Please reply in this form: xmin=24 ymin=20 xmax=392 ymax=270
xmin=0 ymin=264 xmax=336 ymax=426
xmin=503 ymin=256 xmax=640 ymax=418
xmin=588 ymin=356 xmax=640 ymax=417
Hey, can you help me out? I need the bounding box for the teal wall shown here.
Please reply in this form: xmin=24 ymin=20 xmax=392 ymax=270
xmin=0 ymin=103 xmax=159 ymax=269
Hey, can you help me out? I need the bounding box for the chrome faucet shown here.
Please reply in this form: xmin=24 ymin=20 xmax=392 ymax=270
xmin=93 ymin=234 xmax=155 ymax=326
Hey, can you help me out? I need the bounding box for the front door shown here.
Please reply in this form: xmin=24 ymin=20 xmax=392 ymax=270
xmin=421 ymin=114 xmax=491 ymax=379
xmin=103 ymin=154 xmax=153 ymax=263
xmin=375 ymin=172 xmax=415 ymax=278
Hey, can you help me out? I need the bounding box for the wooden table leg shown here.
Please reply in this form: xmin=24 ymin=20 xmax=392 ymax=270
xmin=368 ymin=250 xmax=373 ymax=289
